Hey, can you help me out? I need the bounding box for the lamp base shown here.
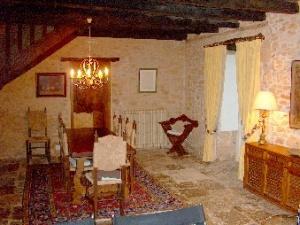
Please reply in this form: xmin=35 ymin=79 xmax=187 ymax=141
xmin=258 ymin=134 xmax=267 ymax=145
xmin=258 ymin=110 xmax=268 ymax=145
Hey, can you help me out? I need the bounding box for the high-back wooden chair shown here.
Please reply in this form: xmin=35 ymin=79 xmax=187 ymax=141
xmin=72 ymin=112 xmax=94 ymax=128
xmin=123 ymin=118 xmax=137 ymax=148
xmin=124 ymin=118 xmax=131 ymax=143
xmin=84 ymin=135 xmax=128 ymax=219
xmin=93 ymin=110 xmax=104 ymax=128
xmin=112 ymin=114 xmax=118 ymax=134
xmin=123 ymin=119 xmax=137 ymax=192
xmin=26 ymin=107 xmax=50 ymax=164
xmin=131 ymin=121 xmax=137 ymax=148
xmin=117 ymin=115 xmax=123 ymax=137
xmin=58 ymin=113 xmax=65 ymax=161
xmin=58 ymin=114 xmax=93 ymax=190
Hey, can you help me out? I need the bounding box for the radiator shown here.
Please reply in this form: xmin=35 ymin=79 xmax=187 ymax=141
xmin=123 ymin=109 xmax=169 ymax=149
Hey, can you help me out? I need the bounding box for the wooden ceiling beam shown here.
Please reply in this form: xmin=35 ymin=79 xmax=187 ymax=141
xmin=79 ymin=28 xmax=189 ymax=41
xmin=162 ymin=0 xmax=299 ymax=14
xmin=0 ymin=1 xmax=266 ymax=23
xmin=0 ymin=7 xmax=221 ymax=35
xmin=1 ymin=0 xmax=296 ymax=41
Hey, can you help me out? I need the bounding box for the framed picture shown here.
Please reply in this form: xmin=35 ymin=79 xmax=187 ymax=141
xmin=139 ymin=68 xmax=157 ymax=93
xmin=36 ymin=73 xmax=66 ymax=97
xmin=290 ymin=60 xmax=300 ymax=128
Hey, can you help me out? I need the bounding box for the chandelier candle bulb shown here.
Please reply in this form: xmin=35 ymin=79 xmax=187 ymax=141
xmin=77 ymin=70 xmax=82 ymax=78
xmin=104 ymin=67 xmax=109 ymax=76
xmin=70 ymin=69 xmax=75 ymax=78
xmin=98 ymin=70 xmax=103 ymax=79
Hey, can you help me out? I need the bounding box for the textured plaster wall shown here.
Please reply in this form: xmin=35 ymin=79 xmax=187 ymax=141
xmin=0 ymin=37 xmax=185 ymax=159
xmin=185 ymin=9 xmax=300 ymax=158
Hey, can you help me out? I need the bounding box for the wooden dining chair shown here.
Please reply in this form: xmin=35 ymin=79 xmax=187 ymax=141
xmin=72 ymin=112 xmax=94 ymax=128
xmin=123 ymin=118 xmax=137 ymax=149
xmin=124 ymin=119 xmax=137 ymax=192
xmin=112 ymin=114 xmax=118 ymax=134
xmin=93 ymin=110 xmax=104 ymax=128
xmin=26 ymin=107 xmax=50 ymax=164
xmin=84 ymin=135 xmax=128 ymax=219
xmin=117 ymin=115 xmax=123 ymax=137
xmin=58 ymin=115 xmax=93 ymax=191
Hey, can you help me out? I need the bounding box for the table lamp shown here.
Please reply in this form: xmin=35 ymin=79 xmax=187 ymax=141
xmin=253 ymin=91 xmax=278 ymax=145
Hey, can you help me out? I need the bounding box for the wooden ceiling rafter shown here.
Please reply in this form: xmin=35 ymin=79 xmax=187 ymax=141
xmin=0 ymin=1 xmax=266 ymax=24
xmin=0 ymin=0 xmax=298 ymax=40
xmin=164 ymin=0 xmax=299 ymax=14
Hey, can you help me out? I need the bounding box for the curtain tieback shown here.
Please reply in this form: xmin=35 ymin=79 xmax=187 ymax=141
xmin=205 ymin=123 xmax=217 ymax=135
xmin=206 ymin=129 xmax=217 ymax=135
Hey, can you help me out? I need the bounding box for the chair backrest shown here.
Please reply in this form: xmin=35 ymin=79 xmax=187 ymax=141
xmin=62 ymin=132 xmax=69 ymax=156
xmin=94 ymin=135 xmax=127 ymax=171
xmin=112 ymin=114 xmax=118 ymax=134
xmin=130 ymin=120 xmax=137 ymax=148
xmin=28 ymin=107 xmax=47 ymax=136
xmin=112 ymin=205 xmax=206 ymax=225
xmin=93 ymin=110 xmax=104 ymax=128
xmin=124 ymin=118 xmax=132 ymax=144
xmin=117 ymin=115 xmax=123 ymax=137
xmin=124 ymin=119 xmax=137 ymax=148
xmin=58 ymin=113 xmax=65 ymax=142
xmin=73 ymin=112 xmax=93 ymax=128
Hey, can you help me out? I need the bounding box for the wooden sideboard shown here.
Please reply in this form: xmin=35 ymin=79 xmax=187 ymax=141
xmin=244 ymin=142 xmax=300 ymax=212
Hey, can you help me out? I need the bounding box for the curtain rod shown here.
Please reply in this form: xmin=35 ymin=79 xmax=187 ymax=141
xmin=203 ymin=33 xmax=265 ymax=48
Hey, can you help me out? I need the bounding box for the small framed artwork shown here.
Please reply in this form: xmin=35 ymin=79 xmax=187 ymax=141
xmin=139 ymin=68 xmax=157 ymax=93
xmin=36 ymin=73 xmax=66 ymax=97
xmin=290 ymin=60 xmax=300 ymax=128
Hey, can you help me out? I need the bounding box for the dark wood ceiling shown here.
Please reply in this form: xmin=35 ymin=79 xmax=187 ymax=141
xmin=0 ymin=0 xmax=299 ymax=40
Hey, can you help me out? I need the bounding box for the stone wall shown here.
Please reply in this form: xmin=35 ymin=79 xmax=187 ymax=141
xmin=184 ymin=10 xmax=300 ymax=158
xmin=0 ymin=37 xmax=185 ymax=159
xmin=3 ymin=10 xmax=300 ymax=160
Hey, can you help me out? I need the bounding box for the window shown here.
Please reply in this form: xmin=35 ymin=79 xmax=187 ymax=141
xmin=218 ymin=51 xmax=239 ymax=131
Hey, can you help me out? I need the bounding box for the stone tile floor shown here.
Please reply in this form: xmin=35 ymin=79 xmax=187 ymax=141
xmin=136 ymin=149 xmax=297 ymax=225
xmin=0 ymin=159 xmax=26 ymax=225
xmin=0 ymin=150 xmax=297 ymax=225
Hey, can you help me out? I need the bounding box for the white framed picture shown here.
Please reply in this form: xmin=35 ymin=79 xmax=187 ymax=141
xmin=139 ymin=68 xmax=157 ymax=93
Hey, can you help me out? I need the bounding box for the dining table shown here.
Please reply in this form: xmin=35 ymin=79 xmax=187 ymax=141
xmin=66 ymin=127 xmax=136 ymax=203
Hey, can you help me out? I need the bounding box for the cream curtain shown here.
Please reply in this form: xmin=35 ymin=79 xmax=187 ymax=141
xmin=202 ymin=45 xmax=227 ymax=162
xmin=236 ymin=39 xmax=261 ymax=179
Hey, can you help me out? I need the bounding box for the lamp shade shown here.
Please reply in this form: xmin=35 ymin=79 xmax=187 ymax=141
xmin=253 ymin=91 xmax=278 ymax=111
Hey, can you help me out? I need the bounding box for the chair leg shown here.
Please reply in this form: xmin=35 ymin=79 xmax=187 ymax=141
xmin=26 ymin=141 xmax=32 ymax=164
xmin=177 ymin=144 xmax=188 ymax=156
xmin=119 ymin=184 xmax=125 ymax=216
xmin=26 ymin=140 xmax=29 ymax=164
xmin=94 ymin=185 xmax=98 ymax=219
xmin=46 ymin=140 xmax=51 ymax=163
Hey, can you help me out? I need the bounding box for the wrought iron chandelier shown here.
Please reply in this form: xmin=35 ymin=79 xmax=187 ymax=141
xmin=70 ymin=18 xmax=109 ymax=89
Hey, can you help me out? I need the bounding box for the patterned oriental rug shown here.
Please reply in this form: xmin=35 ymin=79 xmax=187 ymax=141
xmin=23 ymin=163 xmax=183 ymax=224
